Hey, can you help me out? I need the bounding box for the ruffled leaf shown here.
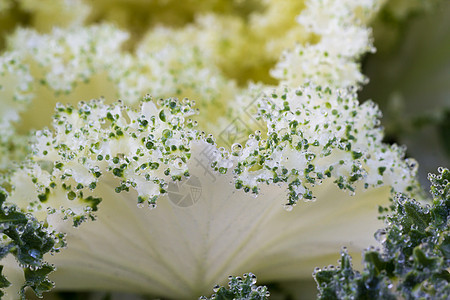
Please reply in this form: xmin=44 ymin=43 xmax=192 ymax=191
xmin=314 ymin=167 xmax=450 ymax=299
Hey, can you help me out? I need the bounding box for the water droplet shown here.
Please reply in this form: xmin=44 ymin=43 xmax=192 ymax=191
xmin=29 ymin=249 xmax=40 ymax=259
xmin=403 ymin=235 xmax=411 ymax=246
xmin=405 ymin=158 xmax=418 ymax=173
xmin=173 ymin=158 xmax=184 ymax=169
xmin=29 ymin=265 xmax=38 ymax=271
xmin=213 ymin=285 xmax=220 ymax=293
xmin=375 ymin=229 xmax=387 ymax=243
xmin=231 ymin=143 xmax=243 ymax=155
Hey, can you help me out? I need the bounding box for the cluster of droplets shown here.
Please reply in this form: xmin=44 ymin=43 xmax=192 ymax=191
xmin=314 ymin=247 xmax=354 ymax=296
xmin=8 ymin=96 xmax=200 ymax=230
xmin=314 ymin=246 xmax=398 ymax=299
xmin=429 ymin=167 xmax=450 ymax=199
xmin=200 ymin=273 xmax=269 ymax=300
xmin=208 ymin=83 xmax=418 ymax=210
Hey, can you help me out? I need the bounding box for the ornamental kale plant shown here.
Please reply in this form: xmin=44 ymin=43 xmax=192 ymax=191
xmin=0 ymin=0 xmax=448 ymax=299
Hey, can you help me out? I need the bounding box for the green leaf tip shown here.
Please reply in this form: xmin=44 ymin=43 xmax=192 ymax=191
xmin=0 ymin=188 xmax=61 ymax=299
xmin=21 ymin=264 xmax=55 ymax=299
xmin=200 ymin=273 xmax=270 ymax=300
